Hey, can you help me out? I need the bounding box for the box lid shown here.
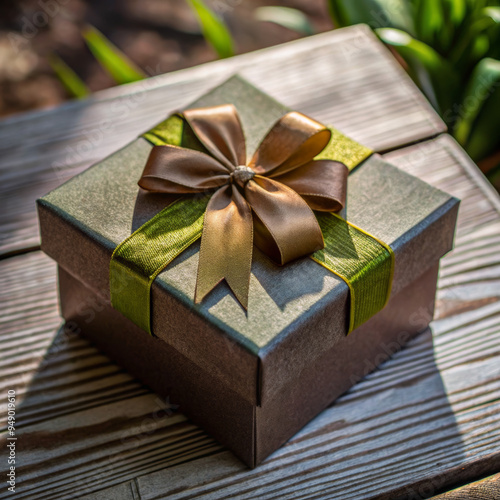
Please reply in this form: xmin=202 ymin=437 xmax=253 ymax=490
xmin=38 ymin=76 xmax=459 ymax=406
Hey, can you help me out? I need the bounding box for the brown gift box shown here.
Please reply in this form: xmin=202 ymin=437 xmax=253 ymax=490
xmin=37 ymin=76 xmax=459 ymax=467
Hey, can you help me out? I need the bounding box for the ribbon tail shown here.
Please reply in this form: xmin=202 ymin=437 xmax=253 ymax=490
xmin=195 ymin=185 xmax=253 ymax=309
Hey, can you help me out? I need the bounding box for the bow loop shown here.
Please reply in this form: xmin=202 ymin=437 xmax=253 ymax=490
xmin=139 ymin=145 xmax=229 ymax=193
xmin=274 ymin=159 xmax=348 ymax=212
xmin=184 ymin=104 xmax=246 ymax=171
xmin=249 ymin=111 xmax=332 ymax=177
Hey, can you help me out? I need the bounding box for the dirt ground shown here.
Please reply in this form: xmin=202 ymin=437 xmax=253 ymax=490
xmin=0 ymin=0 xmax=332 ymax=118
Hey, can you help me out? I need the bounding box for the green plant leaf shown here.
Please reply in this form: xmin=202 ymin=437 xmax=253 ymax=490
xmin=483 ymin=6 xmax=500 ymax=23
xmin=376 ymin=27 xmax=459 ymax=115
xmin=447 ymin=0 xmax=468 ymax=24
xmin=413 ymin=0 xmax=481 ymax=60
xmin=48 ymin=53 xmax=89 ymax=99
xmin=454 ymin=58 xmax=500 ymax=160
xmin=415 ymin=0 xmax=443 ymax=45
xmin=82 ymin=25 xmax=145 ymax=84
xmin=462 ymin=6 xmax=500 ymax=41
xmin=440 ymin=0 xmax=469 ymax=52
xmin=187 ymin=0 xmax=234 ymax=59
xmin=446 ymin=5 xmax=500 ymax=73
xmin=254 ymin=6 xmax=314 ymax=35
xmin=328 ymin=0 xmax=415 ymax=34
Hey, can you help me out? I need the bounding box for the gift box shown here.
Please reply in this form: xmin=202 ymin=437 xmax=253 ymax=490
xmin=37 ymin=75 xmax=459 ymax=467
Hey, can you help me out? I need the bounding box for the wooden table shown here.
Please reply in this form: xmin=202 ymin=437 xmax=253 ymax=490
xmin=1 ymin=25 xmax=499 ymax=500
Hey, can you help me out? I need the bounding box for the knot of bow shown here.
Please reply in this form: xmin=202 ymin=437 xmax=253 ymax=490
xmin=139 ymin=104 xmax=348 ymax=308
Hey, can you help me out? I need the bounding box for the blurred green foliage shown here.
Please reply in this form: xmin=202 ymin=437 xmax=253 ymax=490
xmin=328 ymin=0 xmax=500 ymax=178
xmin=52 ymin=0 xmax=234 ymax=97
xmin=82 ymin=25 xmax=145 ymax=84
xmin=50 ymin=24 xmax=145 ymax=100
xmin=50 ymin=2 xmax=500 ymax=181
xmin=254 ymin=6 xmax=314 ymax=35
xmin=187 ymin=0 xmax=234 ymax=58
xmin=48 ymin=53 xmax=89 ymax=99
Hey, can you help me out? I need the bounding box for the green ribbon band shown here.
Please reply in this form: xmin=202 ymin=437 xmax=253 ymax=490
xmin=110 ymin=196 xmax=207 ymax=334
xmin=110 ymin=113 xmax=392 ymax=335
xmin=313 ymin=213 xmax=394 ymax=332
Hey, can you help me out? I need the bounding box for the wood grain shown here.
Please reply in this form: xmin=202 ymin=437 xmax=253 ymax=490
xmin=430 ymin=473 xmax=500 ymax=499
xmin=0 ymin=25 xmax=444 ymax=257
xmin=1 ymin=135 xmax=499 ymax=499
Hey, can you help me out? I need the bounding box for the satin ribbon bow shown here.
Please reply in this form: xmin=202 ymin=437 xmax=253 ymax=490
xmin=139 ymin=104 xmax=348 ymax=308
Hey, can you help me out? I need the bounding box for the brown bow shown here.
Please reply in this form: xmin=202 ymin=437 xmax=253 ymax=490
xmin=139 ymin=104 xmax=348 ymax=308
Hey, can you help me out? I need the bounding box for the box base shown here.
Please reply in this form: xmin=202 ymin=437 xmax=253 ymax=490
xmin=58 ymin=263 xmax=439 ymax=467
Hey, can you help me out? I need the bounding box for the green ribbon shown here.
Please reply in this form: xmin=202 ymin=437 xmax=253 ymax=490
xmin=110 ymin=114 xmax=393 ymax=335
xmin=313 ymin=213 xmax=394 ymax=331
xmin=110 ymin=197 xmax=208 ymax=334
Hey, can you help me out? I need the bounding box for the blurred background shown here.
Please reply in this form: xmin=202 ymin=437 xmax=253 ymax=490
xmin=0 ymin=0 xmax=499 ymax=188
xmin=0 ymin=0 xmax=330 ymax=117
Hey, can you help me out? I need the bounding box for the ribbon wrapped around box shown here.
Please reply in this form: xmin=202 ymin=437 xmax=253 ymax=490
xmin=110 ymin=100 xmax=394 ymax=336
xmin=37 ymin=75 xmax=459 ymax=467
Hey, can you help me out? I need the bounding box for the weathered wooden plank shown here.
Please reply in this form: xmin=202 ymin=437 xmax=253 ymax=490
xmin=79 ymin=480 xmax=139 ymax=500
xmin=133 ymin=295 xmax=500 ymax=500
xmin=1 ymin=135 xmax=500 ymax=499
xmin=0 ymin=255 xmax=223 ymax=500
xmin=431 ymin=473 xmax=500 ymax=499
xmin=0 ymin=25 xmax=444 ymax=257
xmin=384 ymin=134 xmax=500 ymax=232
